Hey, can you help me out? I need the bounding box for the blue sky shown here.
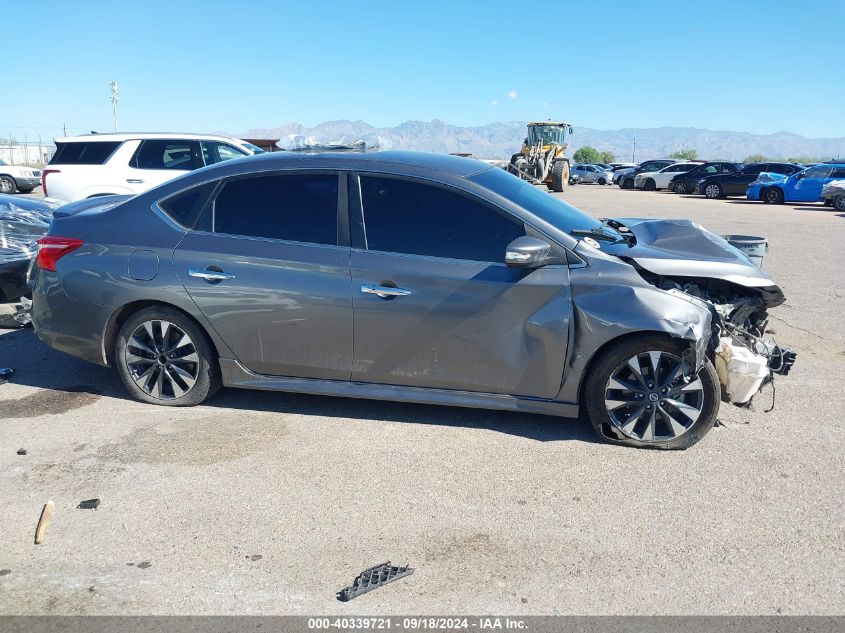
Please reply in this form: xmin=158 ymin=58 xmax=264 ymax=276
xmin=3 ymin=0 xmax=842 ymax=142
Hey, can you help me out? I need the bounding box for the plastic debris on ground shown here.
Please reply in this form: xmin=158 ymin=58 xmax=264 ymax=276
xmin=0 ymin=367 xmax=14 ymax=384
xmin=277 ymin=134 xmax=390 ymax=152
xmin=337 ymin=561 xmax=414 ymax=602
xmin=77 ymin=499 xmax=101 ymax=510
xmin=714 ymin=337 xmax=770 ymax=404
xmin=17 ymin=448 xmax=27 ymax=455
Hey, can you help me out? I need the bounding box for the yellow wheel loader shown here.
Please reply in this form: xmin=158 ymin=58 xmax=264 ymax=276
xmin=507 ymin=121 xmax=573 ymax=192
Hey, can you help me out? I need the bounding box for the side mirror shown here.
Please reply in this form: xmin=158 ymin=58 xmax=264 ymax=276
xmin=505 ymin=236 xmax=551 ymax=268
xmin=795 ymin=172 xmax=804 ymax=180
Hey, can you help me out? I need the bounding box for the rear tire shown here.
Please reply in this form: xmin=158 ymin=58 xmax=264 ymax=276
xmin=115 ymin=306 xmax=221 ymax=406
xmin=583 ymin=335 xmax=720 ymax=450
xmin=834 ymin=195 xmax=845 ymax=211
xmin=643 ymin=178 xmax=656 ymax=191
xmin=0 ymin=176 xmax=17 ymax=194
xmin=673 ymin=181 xmax=687 ymax=194
xmin=621 ymin=177 xmax=634 ymax=189
xmin=598 ymin=177 xmax=607 ymax=185
xmin=551 ymin=161 xmax=569 ymax=192
xmin=763 ymin=187 xmax=784 ymax=204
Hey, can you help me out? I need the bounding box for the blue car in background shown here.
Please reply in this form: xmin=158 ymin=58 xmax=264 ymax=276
xmin=747 ymin=163 xmax=845 ymax=204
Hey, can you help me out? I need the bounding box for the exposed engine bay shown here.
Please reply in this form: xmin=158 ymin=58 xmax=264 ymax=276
xmin=639 ymin=271 xmax=796 ymax=406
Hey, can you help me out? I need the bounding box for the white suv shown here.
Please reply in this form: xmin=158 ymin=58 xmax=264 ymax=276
xmin=42 ymin=133 xmax=263 ymax=202
xmin=0 ymin=159 xmax=42 ymax=194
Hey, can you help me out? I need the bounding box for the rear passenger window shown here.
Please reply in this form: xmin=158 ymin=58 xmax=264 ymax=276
xmin=159 ymin=183 xmax=215 ymax=229
xmin=360 ymin=176 xmax=525 ymax=262
xmin=132 ymin=140 xmax=194 ymax=170
xmin=830 ymin=167 xmax=845 ymax=178
xmin=213 ymin=173 xmax=338 ymax=245
xmin=49 ymin=141 xmax=121 ymax=165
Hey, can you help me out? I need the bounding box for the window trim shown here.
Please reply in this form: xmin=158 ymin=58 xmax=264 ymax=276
xmin=350 ymin=171 xmax=567 ymax=266
xmin=199 ymin=169 xmax=345 ymax=249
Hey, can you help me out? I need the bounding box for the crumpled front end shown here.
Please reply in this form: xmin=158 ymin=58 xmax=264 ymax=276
xmin=636 ymin=270 xmax=796 ymax=406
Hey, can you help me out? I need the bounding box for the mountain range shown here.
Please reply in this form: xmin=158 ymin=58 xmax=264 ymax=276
xmin=233 ymin=120 xmax=845 ymax=162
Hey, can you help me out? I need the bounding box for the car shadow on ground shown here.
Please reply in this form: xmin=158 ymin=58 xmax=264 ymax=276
xmin=0 ymin=327 xmax=596 ymax=444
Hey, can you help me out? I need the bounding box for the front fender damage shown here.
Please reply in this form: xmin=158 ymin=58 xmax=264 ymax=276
xmin=557 ymin=259 xmax=714 ymax=404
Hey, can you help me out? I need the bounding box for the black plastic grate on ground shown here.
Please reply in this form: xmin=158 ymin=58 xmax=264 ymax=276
xmin=337 ymin=561 xmax=414 ymax=602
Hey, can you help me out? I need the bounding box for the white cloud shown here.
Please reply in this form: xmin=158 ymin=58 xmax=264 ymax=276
xmin=490 ymin=99 xmax=499 ymax=106
xmin=507 ymin=90 xmax=518 ymax=100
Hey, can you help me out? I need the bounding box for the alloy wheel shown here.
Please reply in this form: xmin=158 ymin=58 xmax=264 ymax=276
xmin=705 ymin=184 xmax=720 ymax=199
xmin=604 ymin=351 xmax=704 ymax=442
xmin=834 ymin=196 xmax=845 ymax=211
xmin=124 ymin=319 xmax=200 ymax=400
xmin=0 ymin=178 xmax=13 ymax=194
xmin=674 ymin=182 xmax=687 ymax=194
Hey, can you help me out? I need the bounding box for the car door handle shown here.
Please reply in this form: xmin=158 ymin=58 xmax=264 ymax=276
xmin=189 ymin=268 xmax=236 ymax=282
xmin=126 ymin=178 xmax=145 ymax=184
xmin=360 ymin=283 xmax=412 ymax=298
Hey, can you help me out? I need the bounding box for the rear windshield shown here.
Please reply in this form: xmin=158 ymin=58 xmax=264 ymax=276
xmin=470 ymin=168 xmax=601 ymax=235
xmin=50 ymin=141 xmax=122 ymax=165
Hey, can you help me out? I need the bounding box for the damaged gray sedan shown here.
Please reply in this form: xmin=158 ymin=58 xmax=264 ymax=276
xmin=30 ymin=151 xmax=795 ymax=449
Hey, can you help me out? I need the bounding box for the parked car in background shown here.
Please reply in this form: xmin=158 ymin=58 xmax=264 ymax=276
xmin=820 ymin=179 xmax=845 ymax=210
xmin=0 ymin=159 xmax=42 ymax=194
xmin=747 ymin=163 xmax=845 ymax=204
xmin=615 ymin=159 xmax=677 ymax=188
xmin=30 ymin=150 xmax=795 ymax=449
xmin=42 ymin=133 xmax=264 ymax=202
xmin=667 ymin=162 xmax=742 ymax=194
xmin=610 ymin=162 xmax=637 ymax=171
xmin=571 ymin=164 xmax=613 ymax=185
xmin=634 ymin=162 xmax=701 ymax=191
xmin=697 ymin=162 xmax=802 ymax=199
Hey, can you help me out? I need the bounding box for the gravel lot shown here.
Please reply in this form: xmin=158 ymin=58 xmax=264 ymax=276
xmin=1 ymin=183 xmax=843 ymax=615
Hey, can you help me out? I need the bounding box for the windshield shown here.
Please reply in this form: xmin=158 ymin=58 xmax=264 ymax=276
xmin=527 ymin=125 xmax=565 ymax=146
xmin=242 ymin=142 xmax=266 ymax=154
xmin=471 ymin=168 xmax=602 ymax=236
xmin=0 ymin=159 xmax=7 ymax=166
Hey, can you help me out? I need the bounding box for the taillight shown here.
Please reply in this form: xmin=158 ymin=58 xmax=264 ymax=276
xmin=36 ymin=236 xmax=83 ymax=272
xmin=41 ymin=169 xmax=60 ymax=197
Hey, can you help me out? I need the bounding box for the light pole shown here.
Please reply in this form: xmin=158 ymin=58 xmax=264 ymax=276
xmin=109 ymin=81 xmax=119 ymax=133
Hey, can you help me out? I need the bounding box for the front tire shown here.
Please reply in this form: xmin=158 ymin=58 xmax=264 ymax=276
xmin=621 ymin=177 xmax=634 ymax=189
xmin=0 ymin=176 xmax=17 ymax=194
xmin=598 ymin=177 xmax=607 ymax=185
xmin=115 ymin=306 xmax=221 ymax=406
xmin=704 ymin=183 xmax=722 ymax=199
xmin=583 ymin=335 xmax=720 ymax=450
xmin=551 ymin=161 xmax=569 ymax=192
xmin=673 ymin=181 xmax=687 ymax=194
xmin=642 ymin=178 xmax=656 ymax=191
xmin=834 ymin=195 xmax=845 ymax=211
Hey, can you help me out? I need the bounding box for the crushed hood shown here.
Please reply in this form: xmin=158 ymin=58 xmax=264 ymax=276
xmin=600 ymin=218 xmax=779 ymax=291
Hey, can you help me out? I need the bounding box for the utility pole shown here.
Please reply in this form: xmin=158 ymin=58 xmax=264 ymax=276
xmin=109 ymin=81 xmax=119 ymax=133
xmin=632 ymin=136 xmax=636 ymax=163
xmin=63 ymin=122 xmax=67 ymax=137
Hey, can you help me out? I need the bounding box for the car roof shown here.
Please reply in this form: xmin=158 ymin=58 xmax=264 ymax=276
xmin=195 ymin=150 xmax=494 ymax=179
xmin=54 ymin=132 xmax=246 ymax=143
